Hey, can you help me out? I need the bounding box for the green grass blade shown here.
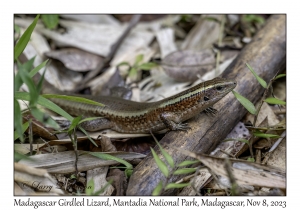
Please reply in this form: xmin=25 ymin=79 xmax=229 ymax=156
xmin=152 ymin=181 xmax=163 ymax=196
xmin=78 ymin=127 xmax=98 ymax=147
xmin=135 ymin=54 xmax=144 ymax=65
xmin=151 ymin=148 xmax=169 ymax=177
xmin=275 ymin=74 xmax=286 ymax=80
xmin=68 ymin=116 xmax=82 ymax=131
xmin=85 ymin=179 xmax=95 ymax=195
xmin=14 ymin=98 xmax=24 ymax=142
xmin=93 ymin=179 xmax=113 ymax=195
xmin=14 ymin=151 xmax=31 ymax=162
xmin=22 ymin=56 xmax=35 ymax=72
xmin=125 ymin=169 xmax=133 ymax=178
xmin=14 ymin=121 xmax=29 ymax=140
xmin=178 ymin=160 xmax=200 ymax=167
xmin=165 ymin=182 xmax=190 ymax=190
xmin=128 ymin=67 xmax=137 ymax=78
xmin=29 ymin=59 xmax=49 ymax=77
xmin=14 ymin=14 xmax=40 ymax=60
xmin=17 ymin=62 xmax=39 ymax=106
xmin=79 ymin=117 xmax=103 ymax=124
xmin=30 ymin=107 xmax=59 ymax=129
xmin=36 ymin=68 xmax=46 ymax=94
xmin=117 ymin=61 xmax=131 ymax=68
xmin=88 ymin=152 xmax=133 ymax=170
xmin=232 ymin=90 xmax=257 ymax=115
xmin=15 ymin=92 xmax=73 ymax=121
xmin=14 ymin=71 xmax=23 ymax=92
xmin=41 ymin=14 xmax=59 ymax=29
xmin=173 ymin=168 xmax=196 ymax=175
xmin=139 ymin=62 xmax=158 ymax=70
xmin=246 ymin=63 xmax=267 ymax=88
xmin=42 ymin=94 xmax=105 ymax=107
xmin=264 ymin=97 xmax=286 ymax=105
xmin=152 ymin=136 xmax=174 ymax=168
xmin=253 ymin=132 xmax=279 ymax=138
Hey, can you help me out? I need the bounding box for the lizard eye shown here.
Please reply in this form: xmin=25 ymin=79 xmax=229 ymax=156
xmin=204 ymin=96 xmax=209 ymax=101
xmin=216 ymin=86 xmax=223 ymax=91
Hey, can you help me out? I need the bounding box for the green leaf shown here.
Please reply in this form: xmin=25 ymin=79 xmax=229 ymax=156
xmin=274 ymin=74 xmax=286 ymax=80
xmin=264 ymin=97 xmax=286 ymax=105
xmin=14 ymin=71 xmax=23 ymax=92
xmin=15 ymin=92 xmax=73 ymax=121
xmin=29 ymin=59 xmax=49 ymax=78
xmin=14 ymin=151 xmax=31 ymax=162
xmin=14 ymin=24 xmax=21 ymax=39
xmin=42 ymin=94 xmax=105 ymax=107
xmin=232 ymin=90 xmax=257 ymax=115
xmin=247 ymin=157 xmax=255 ymax=162
xmin=17 ymin=62 xmax=39 ymax=106
xmin=14 ymin=98 xmax=24 ymax=142
xmin=178 ymin=160 xmax=200 ymax=167
xmin=68 ymin=116 xmax=82 ymax=132
xmin=79 ymin=117 xmax=104 ymax=124
xmin=78 ymin=127 xmax=98 ymax=147
xmin=69 ymin=174 xmax=77 ymax=179
xmin=93 ymin=179 xmax=113 ymax=195
xmin=246 ymin=63 xmax=267 ymax=88
xmin=253 ymin=132 xmax=279 ymax=138
xmin=128 ymin=67 xmax=137 ymax=78
xmin=223 ymin=138 xmax=249 ymax=145
xmin=14 ymin=121 xmax=29 ymax=140
xmin=152 ymin=181 xmax=163 ymax=196
xmin=125 ymin=169 xmax=133 ymax=178
xmin=117 ymin=62 xmax=131 ymax=68
xmin=243 ymin=14 xmax=265 ymax=24
xmin=88 ymin=152 xmax=133 ymax=170
xmin=41 ymin=14 xmax=59 ymax=29
xmin=135 ymin=54 xmax=144 ymax=65
xmin=14 ymin=14 xmax=40 ymax=60
xmin=139 ymin=62 xmax=158 ymax=70
xmin=30 ymin=107 xmax=59 ymax=129
xmin=153 ymin=138 xmax=174 ymax=168
xmin=173 ymin=168 xmax=196 ymax=175
xmin=85 ymin=179 xmax=95 ymax=196
xmin=151 ymin=148 xmax=169 ymax=177
xmin=36 ymin=68 xmax=46 ymax=95
xmin=22 ymin=56 xmax=36 ymax=72
xmin=165 ymin=182 xmax=190 ymax=190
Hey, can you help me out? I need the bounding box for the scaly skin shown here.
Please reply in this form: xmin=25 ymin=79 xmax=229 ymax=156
xmin=47 ymin=77 xmax=236 ymax=133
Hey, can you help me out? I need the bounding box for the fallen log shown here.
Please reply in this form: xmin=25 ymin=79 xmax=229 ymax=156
xmin=126 ymin=14 xmax=286 ymax=195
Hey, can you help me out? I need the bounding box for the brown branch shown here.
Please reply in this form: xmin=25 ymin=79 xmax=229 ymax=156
xmin=126 ymin=14 xmax=286 ymax=195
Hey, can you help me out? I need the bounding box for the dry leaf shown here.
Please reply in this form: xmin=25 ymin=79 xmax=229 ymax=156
xmin=19 ymin=151 xmax=146 ymax=174
xmin=87 ymin=167 xmax=114 ymax=195
xmin=180 ymin=151 xmax=285 ymax=189
xmin=161 ymin=49 xmax=215 ymax=82
xmin=14 ymin=162 xmax=64 ymax=195
xmin=45 ymin=48 xmax=104 ymax=72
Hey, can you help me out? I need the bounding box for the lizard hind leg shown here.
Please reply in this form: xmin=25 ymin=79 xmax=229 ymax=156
xmin=80 ymin=117 xmax=113 ymax=132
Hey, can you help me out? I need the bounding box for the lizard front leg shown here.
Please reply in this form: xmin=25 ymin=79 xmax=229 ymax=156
xmin=160 ymin=112 xmax=191 ymax=131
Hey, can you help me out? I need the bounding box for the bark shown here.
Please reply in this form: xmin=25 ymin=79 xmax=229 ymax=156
xmin=126 ymin=14 xmax=286 ymax=195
